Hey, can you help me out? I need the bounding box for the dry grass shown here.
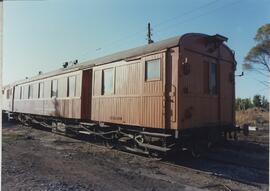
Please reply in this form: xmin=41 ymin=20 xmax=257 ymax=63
xmin=236 ymin=107 xmax=269 ymax=126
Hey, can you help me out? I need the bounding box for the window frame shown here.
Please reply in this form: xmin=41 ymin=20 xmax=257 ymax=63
xmin=38 ymin=82 xmax=44 ymax=99
xmin=145 ymin=58 xmax=161 ymax=82
xmin=23 ymin=85 xmax=29 ymax=100
xmin=20 ymin=86 xmax=23 ymax=99
xmin=102 ymin=67 xmax=115 ymax=95
xmin=6 ymin=89 xmax=10 ymax=99
xmin=209 ymin=63 xmax=218 ymax=95
xmin=51 ymin=79 xmax=58 ymax=98
xmin=29 ymin=84 xmax=34 ymax=99
xmin=67 ymin=76 xmax=76 ymax=97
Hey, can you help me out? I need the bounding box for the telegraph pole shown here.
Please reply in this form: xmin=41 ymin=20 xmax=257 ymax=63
xmin=0 ymin=2 xmax=3 ymax=189
xmin=147 ymin=22 xmax=154 ymax=44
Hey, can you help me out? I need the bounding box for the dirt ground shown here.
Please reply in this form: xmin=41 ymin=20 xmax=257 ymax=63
xmin=2 ymin=121 xmax=269 ymax=191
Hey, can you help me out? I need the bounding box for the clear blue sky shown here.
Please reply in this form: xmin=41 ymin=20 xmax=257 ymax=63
xmin=3 ymin=0 xmax=270 ymax=98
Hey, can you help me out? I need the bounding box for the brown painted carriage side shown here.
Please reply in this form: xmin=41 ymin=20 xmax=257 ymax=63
xmin=90 ymin=51 xmax=178 ymax=129
xmin=3 ymin=33 xmax=235 ymax=133
xmin=89 ymin=40 xmax=181 ymax=129
xmin=89 ymin=33 xmax=235 ymax=131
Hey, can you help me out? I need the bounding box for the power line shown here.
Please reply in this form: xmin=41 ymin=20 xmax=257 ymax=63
xmin=256 ymin=87 xmax=269 ymax=93
xmin=152 ymin=0 xmax=219 ymax=29
xmin=79 ymin=0 xmax=243 ymax=62
xmin=154 ymin=0 xmax=242 ymax=38
xmin=246 ymin=74 xmax=270 ymax=88
xmin=79 ymin=0 xmax=221 ymax=61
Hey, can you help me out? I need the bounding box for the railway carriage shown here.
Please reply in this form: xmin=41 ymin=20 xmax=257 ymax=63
xmin=2 ymin=85 xmax=13 ymax=113
xmin=2 ymin=33 xmax=237 ymax=155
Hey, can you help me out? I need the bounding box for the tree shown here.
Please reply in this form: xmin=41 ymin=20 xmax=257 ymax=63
xmin=253 ymin=94 xmax=262 ymax=107
xmin=243 ymin=24 xmax=270 ymax=81
xmin=261 ymin=96 xmax=269 ymax=111
xmin=235 ymin=98 xmax=253 ymax=110
xmin=235 ymin=95 xmax=269 ymax=111
xmin=242 ymin=98 xmax=253 ymax=110
xmin=235 ymin=98 xmax=242 ymax=110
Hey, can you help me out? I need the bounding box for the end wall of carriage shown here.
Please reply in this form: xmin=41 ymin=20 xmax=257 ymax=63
xmin=2 ymin=85 xmax=14 ymax=112
xmin=179 ymin=34 xmax=235 ymax=130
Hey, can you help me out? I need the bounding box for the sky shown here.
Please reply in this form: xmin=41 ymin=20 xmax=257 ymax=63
xmin=2 ymin=0 xmax=270 ymax=99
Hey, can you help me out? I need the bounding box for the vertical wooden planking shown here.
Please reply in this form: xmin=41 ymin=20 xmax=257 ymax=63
xmin=13 ymin=71 xmax=82 ymax=119
xmin=91 ymin=61 xmax=141 ymax=125
xmin=179 ymin=34 xmax=235 ymax=130
xmin=141 ymin=53 xmax=165 ymax=128
xmin=219 ymin=59 xmax=234 ymax=124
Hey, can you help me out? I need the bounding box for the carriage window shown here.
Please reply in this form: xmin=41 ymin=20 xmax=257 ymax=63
xmin=10 ymin=89 xmax=13 ymax=98
xmin=6 ymin=89 xmax=10 ymax=99
xmin=23 ymin=85 xmax=29 ymax=99
xmin=209 ymin=63 xmax=217 ymax=95
xmin=67 ymin=76 xmax=76 ymax=97
xmin=38 ymin=82 xmax=44 ymax=98
xmin=51 ymin=79 xmax=58 ymax=97
xmin=14 ymin=87 xmax=18 ymax=99
xmin=145 ymin=59 xmax=161 ymax=81
xmin=29 ymin=85 xmax=33 ymax=99
xmin=14 ymin=88 xmax=17 ymax=99
xmin=20 ymin=86 xmax=23 ymax=99
xmin=102 ymin=68 xmax=114 ymax=95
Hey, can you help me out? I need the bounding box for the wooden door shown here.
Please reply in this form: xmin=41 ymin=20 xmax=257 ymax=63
xmin=141 ymin=53 xmax=166 ymax=129
xmin=81 ymin=69 xmax=92 ymax=120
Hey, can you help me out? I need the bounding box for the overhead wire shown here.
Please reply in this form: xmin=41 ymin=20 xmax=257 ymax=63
xmin=79 ymin=0 xmax=222 ymax=61
xmin=152 ymin=0 xmax=219 ymax=28
xmin=79 ymin=0 xmax=244 ymax=62
xmin=154 ymin=0 xmax=242 ymax=38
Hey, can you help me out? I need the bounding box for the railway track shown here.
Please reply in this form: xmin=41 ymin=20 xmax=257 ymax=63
xmin=157 ymin=159 xmax=263 ymax=189
xmin=203 ymin=155 xmax=267 ymax=171
xmin=113 ymin=148 xmax=265 ymax=190
xmin=20 ymin=122 xmax=265 ymax=190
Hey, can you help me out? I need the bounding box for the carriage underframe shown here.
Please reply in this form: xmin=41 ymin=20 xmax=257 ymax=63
xmin=6 ymin=112 xmax=239 ymax=157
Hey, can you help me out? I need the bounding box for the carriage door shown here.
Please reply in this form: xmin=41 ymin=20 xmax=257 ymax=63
xmin=141 ymin=53 xmax=166 ymax=129
xmin=165 ymin=47 xmax=178 ymax=130
xmin=81 ymin=69 xmax=92 ymax=120
xmin=11 ymin=87 xmax=15 ymax=112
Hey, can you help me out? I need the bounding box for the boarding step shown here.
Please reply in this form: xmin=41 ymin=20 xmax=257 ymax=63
xmin=137 ymin=142 xmax=171 ymax=152
xmin=78 ymin=130 xmax=94 ymax=135
xmin=80 ymin=122 xmax=96 ymax=126
xmin=140 ymin=131 xmax=172 ymax=138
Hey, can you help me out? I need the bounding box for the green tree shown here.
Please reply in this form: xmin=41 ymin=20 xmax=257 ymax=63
xmin=261 ymin=96 xmax=269 ymax=110
xmin=243 ymin=24 xmax=270 ymax=81
xmin=235 ymin=98 xmax=242 ymax=111
xmin=242 ymin=98 xmax=253 ymax=110
xmin=235 ymin=98 xmax=253 ymax=110
xmin=253 ymin=94 xmax=262 ymax=107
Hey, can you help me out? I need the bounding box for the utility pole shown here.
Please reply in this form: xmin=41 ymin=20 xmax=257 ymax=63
xmin=0 ymin=1 xmax=3 ymax=183
xmin=147 ymin=22 xmax=154 ymax=44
